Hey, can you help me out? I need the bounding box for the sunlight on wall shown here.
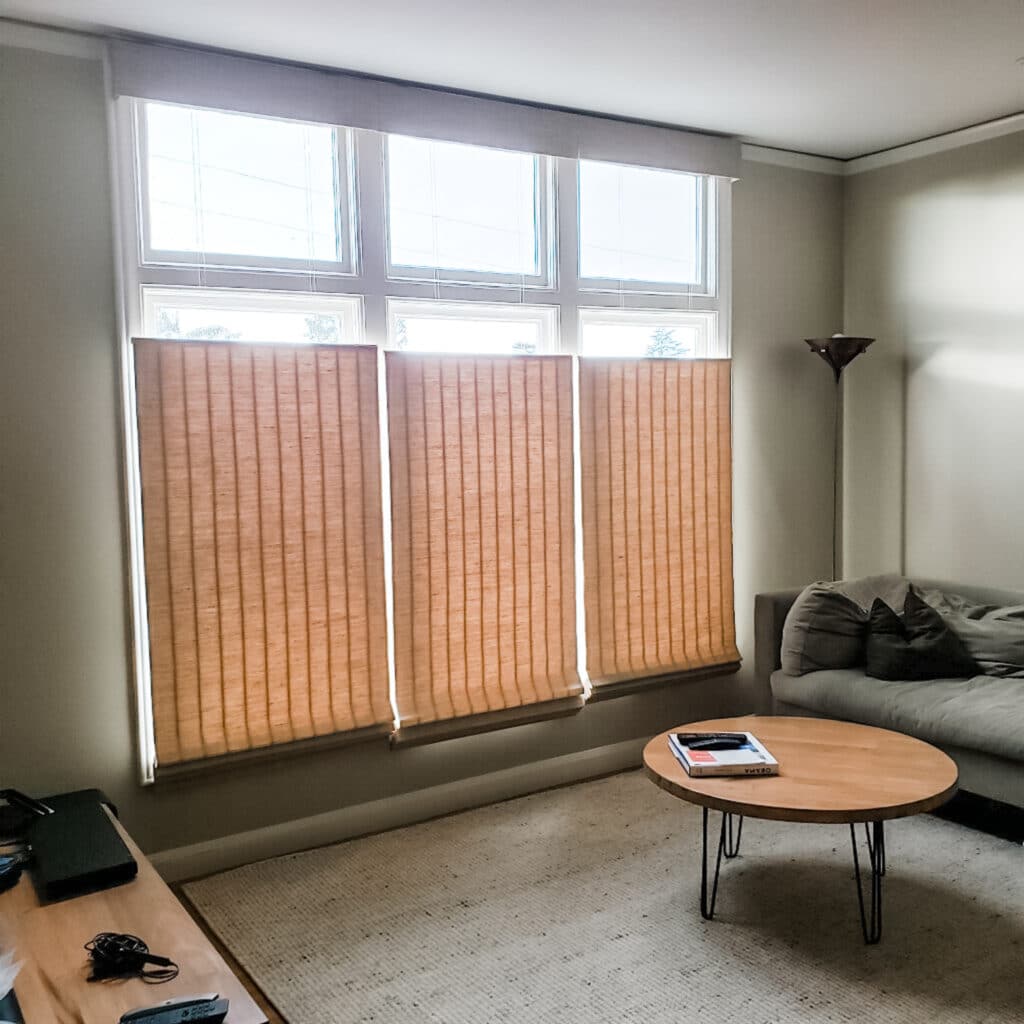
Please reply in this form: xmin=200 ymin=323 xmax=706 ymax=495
xmin=921 ymin=346 xmax=1024 ymax=391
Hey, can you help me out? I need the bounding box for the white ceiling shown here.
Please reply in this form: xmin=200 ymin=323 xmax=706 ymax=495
xmin=3 ymin=0 xmax=1024 ymax=159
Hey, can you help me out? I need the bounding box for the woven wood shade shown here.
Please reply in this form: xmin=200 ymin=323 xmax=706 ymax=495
xmin=133 ymin=339 xmax=391 ymax=767
xmin=387 ymin=353 xmax=582 ymax=729
xmin=579 ymin=358 xmax=738 ymax=685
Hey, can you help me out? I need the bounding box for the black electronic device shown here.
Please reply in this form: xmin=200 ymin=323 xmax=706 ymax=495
xmin=26 ymin=790 xmax=137 ymax=901
xmin=0 ymin=788 xmax=54 ymax=841
xmin=0 ymin=852 xmax=25 ymax=894
xmin=687 ymin=737 xmax=747 ymax=752
xmin=682 ymin=732 xmax=749 ymax=752
xmin=0 ymin=989 xmax=24 ymax=1024
xmin=119 ymin=993 xmax=229 ymax=1024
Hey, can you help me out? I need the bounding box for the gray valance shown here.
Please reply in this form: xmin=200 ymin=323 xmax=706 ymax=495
xmin=108 ymin=38 xmax=741 ymax=178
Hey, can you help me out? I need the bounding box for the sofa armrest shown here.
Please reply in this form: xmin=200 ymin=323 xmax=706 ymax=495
xmin=754 ymin=589 xmax=803 ymax=694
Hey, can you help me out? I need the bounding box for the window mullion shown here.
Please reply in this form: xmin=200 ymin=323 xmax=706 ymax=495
xmin=354 ymin=128 xmax=389 ymax=348
xmin=555 ymin=156 xmax=580 ymax=355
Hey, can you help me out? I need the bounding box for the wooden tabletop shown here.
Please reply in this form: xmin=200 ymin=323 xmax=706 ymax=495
xmin=643 ymin=715 xmax=959 ymax=823
xmin=0 ymin=811 xmax=268 ymax=1024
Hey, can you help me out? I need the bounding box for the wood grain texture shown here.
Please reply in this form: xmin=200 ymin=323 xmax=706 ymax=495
xmin=0 ymin=812 xmax=267 ymax=1024
xmin=643 ymin=716 xmax=959 ymax=823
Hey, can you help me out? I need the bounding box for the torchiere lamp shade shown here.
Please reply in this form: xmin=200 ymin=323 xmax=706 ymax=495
xmin=805 ymin=335 xmax=874 ymax=381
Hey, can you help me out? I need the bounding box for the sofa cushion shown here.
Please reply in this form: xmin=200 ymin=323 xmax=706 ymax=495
xmin=780 ymin=574 xmax=911 ymax=676
xmin=771 ymin=668 xmax=1024 ymax=763
xmin=865 ymin=591 xmax=978 ymax=681
xmin=920 ymin=587 xmax=1024 ymax=679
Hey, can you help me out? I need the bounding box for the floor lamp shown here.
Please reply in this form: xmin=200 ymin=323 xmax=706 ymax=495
xmin=805 ymin=334 xmax=874 ymax=581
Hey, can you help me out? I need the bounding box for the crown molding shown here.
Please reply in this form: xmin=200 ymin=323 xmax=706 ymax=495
xmin=743 ymin=111 xmax=1024 ymax=178
xmin=739 ymin=144 xmax=845 ymax=175
xmin=844 ymin=112 xmax=1024 ymax=175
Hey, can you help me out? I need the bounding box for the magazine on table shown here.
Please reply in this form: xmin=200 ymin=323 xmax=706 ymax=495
xmin=668 ymin=731 xmax=779 ymax=778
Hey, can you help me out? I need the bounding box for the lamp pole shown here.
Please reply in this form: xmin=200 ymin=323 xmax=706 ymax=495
xmin=804 ymin=335 xmax=874 ymax=582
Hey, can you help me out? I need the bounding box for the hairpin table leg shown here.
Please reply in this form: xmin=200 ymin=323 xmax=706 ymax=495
xmin=850 ymin=820 xmax=885 ymax=944
xmin=700 ymin=807 xmax=743 ymax=920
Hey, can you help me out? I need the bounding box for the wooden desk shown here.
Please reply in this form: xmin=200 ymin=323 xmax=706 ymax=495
xmin=0 ymin=813 xmax=267 ymax=1024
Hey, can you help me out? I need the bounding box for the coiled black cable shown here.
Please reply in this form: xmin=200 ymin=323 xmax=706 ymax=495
xmin=85 ymin=932 xmax=179 ymax=983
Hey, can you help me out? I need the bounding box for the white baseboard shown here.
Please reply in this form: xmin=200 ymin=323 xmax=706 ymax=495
xmin=152 ymin=737 xmax=646 ymax=883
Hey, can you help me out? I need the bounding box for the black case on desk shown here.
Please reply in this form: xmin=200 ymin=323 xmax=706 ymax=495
xmin=27 ymin=790 xmax=137 ymax=902
xmin=0 ymin=988 xmax=25 ymax=1023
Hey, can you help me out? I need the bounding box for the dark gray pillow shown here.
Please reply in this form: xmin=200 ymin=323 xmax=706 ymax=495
xmin=919 ymin=587 xmax=1024 ymax=678
xmin=865 ymin=591 xmax=978 ymax=681
xmin=781 ymin=574 xmax=912 ymax=676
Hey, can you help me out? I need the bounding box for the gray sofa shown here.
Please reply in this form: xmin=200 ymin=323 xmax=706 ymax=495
xmin=755 ymin=578 xmax=1024 ymax=808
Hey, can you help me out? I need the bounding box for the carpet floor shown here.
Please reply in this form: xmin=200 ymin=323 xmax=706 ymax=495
xmin=184 ymin=771 xmax=1024 ymax=1023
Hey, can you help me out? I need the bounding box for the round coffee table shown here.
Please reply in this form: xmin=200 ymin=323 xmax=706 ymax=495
xmin=643 ymin=716 xmax=959 ymax=943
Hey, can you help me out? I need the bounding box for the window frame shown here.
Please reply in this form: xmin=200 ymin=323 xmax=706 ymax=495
xmin=385 ymin=297 xmax=560 ymax=355
xmin=115 ymin=96 xmax=733 ymax=783
xmin=134 ymin=99 xmax=360 ymax=278
xmin=382 ymin=134 xmax=556 ymax=291
xmin=576 ymin=162 xmax=717 ymax=298
xmin=141 ymin=285 xmax=365 ymax=346
xmin=121 ymin=98 xmax=730 ymax=358
xmin=577 ymin=306 xmax=719 ymax=359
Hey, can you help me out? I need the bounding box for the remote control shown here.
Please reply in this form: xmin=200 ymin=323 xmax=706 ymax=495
xmin=119 ymin=994 xmax=229 ymax=1024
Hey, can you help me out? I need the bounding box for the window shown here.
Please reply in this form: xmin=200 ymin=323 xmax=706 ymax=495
xmin=126 ymin=100 xmax=724 ymax=356
xmin=142 ymin=287 xmax=364 ymax=345
xmin=579 ymin=308 xmax=717 ymax=359
xmin=578 ymin=160 xmax=709 ymax=292
xmin=139 ymin=102 xmax=352 ymax=271
xmin=118 ymin=96 xmax=734 ymax=780
xmin=385 ymin=135 xmax=550 ymax=285
xmin=387 ymin=299 xmax=557 ymax=355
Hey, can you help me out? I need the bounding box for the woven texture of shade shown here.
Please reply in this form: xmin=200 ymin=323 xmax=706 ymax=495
xmin=387 ymin=353 xmax=582 ymax=729
xmin=133 ymin=339 xmax=391 ymax=767
xmin=579 ymin=358 xmax=738 ymax=685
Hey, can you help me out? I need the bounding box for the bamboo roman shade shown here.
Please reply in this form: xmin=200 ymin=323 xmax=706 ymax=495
xmin=579 ymin=358 xmax=739 ymax=687
xmin=133 ymin=339 xmax=391 ymax=767
xmin=387 ymin=354 xmax=583 ymax=737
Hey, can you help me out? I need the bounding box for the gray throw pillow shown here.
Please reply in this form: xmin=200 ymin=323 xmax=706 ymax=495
xmin=919 ymin=587 xmax=1024 ymax=678
xmin=781 ymin=574 xmax=912 ymax=676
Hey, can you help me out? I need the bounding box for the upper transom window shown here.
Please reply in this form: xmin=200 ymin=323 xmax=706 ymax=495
xmin=385 ymin=135 xmax=551 ymax=286
xmin=139 ymin=102 xmax=351 ymax=272
xmin=578 ymin=160 xmax=709 ymax=293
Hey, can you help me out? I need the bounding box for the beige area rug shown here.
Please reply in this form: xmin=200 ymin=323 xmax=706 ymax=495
xmin=185 ymin=772 xmax=1024 ymax=1023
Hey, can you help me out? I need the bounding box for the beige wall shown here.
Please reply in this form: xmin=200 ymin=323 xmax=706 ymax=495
xmin=844 ymin=132 xmax=1024 ymax=587
xmin=732 ymin=159 xmax=843 ymax=697
xmin=0 ymin=43 xmax=841 ymax=854
xmin=0 ymin=46 xmax=135 ymax=815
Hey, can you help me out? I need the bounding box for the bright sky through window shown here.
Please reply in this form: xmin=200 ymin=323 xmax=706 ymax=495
xmin=578 ymin=309 xmax=715 ymax=358
xmin=142 ymin=288 xmax=363 ymax=345
xmin=145 ymin=103 xmax=340 ymax=262
xmin=149 ymin=305 xmax=347 ymax=343
xmin=581 ymin=322 xmax=700 ymax=358
xmin=389 ymin=301 xmax=553 ymax=355
xmin=387 ymin=135 xmax=540 ymax=276
xmin=579 ymin=160 xmax=700 ymax=285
